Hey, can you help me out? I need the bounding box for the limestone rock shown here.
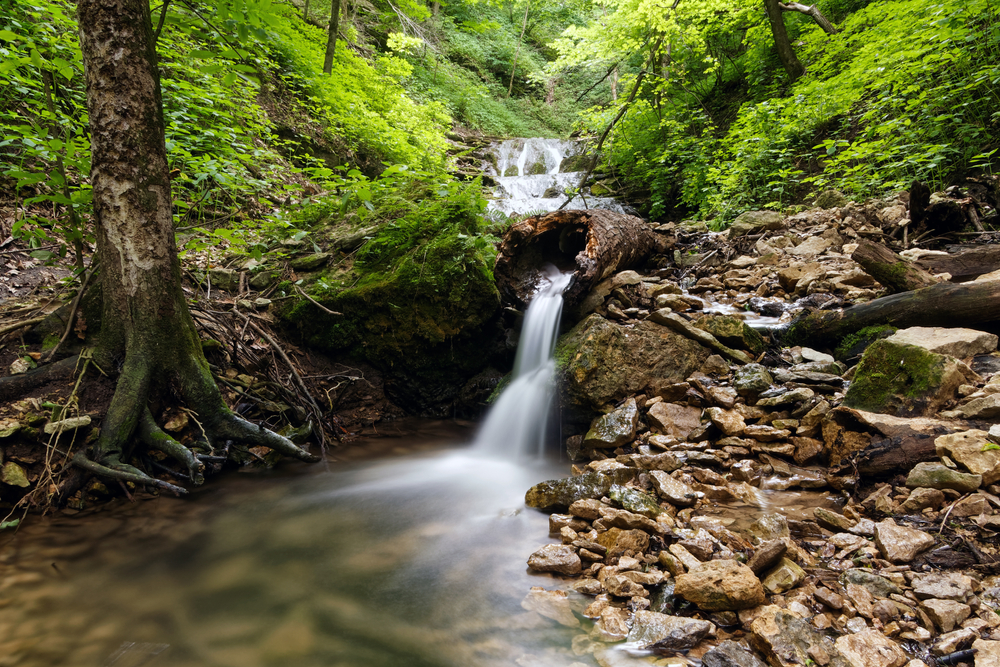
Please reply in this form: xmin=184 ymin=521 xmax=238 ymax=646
xmin=521 ymin=587 xmax=580 ymax=627
xmin=584 ymin=398 xmax=639 ymax=449
xmin=729 ymin=211 xmax=786 ymax=239
xmin=1 ymin=461 xmax=30 ymax=488
xmin=839 ymin=569 xmax=902 ymax=598
xmin=648 ymin=310 xmax=752 ymax=364
xmin=884 ymin=326 xmax=998 ymax=358
xmin=596 ymin=528 xmax=650 ymax=559
xmin=592 ymin=606 xmax=631 ymax=641
xmin=814 ymin=508 xmax=855 ymax=532
xmin=834 ymin=629 xmax=908 ymax=667
xmin=971 ymin=639 xmax=1000 ymax=667
xmin=702 ymin=640 xmax=769 ymax=667
xmin=525 ymin=472 xmax=612 ymax=511
xmin=747 ymin=513 xmax=789 ymax=544
xmin=43 ymin=414 xmax=92 ymax=435
xmin=627 ymin=610 xmax=713 ymax=648
xmin=899 ymin=487 xmax=945 ymax=513
xmin=705 ymin=407 xmax=746 ymax=436
xmin=921 ymin=598 xmax=971 ymax=632
xmin=646 ymin=402 xmax=703 ymax=440
xmin=734 ymin=364 xmax=773 ymax=398
xmin=750 ymin=610 xmax=850 ymax=667
xmin=527 ymin=544 xmax=582 ymax=576
xmin=873 ymin=519 xmax=935 ymax=563
xmin=608 ymin=484 xmax=662 ymax=518
xmin=675 ymin=560 xmax=765 ymax=611
xmin=694 ymin=315 xmax=766 ymax=354
xmin=648 ymin=471 xmax=699 ymax=507
xmin=905 ymin=462 xmax=981 ymax=492
xmin=761 ymin=557 xmax=806 ymax=595
xmin=911 ymin=572 xmax=975 ymax=602
xmin=934 ymin=429 xmax=1000 ymax=485
xmin=747 ymin=539 xmax=787 ymax=575
xmin=942 ymin=393 xmax=1000 ymax=420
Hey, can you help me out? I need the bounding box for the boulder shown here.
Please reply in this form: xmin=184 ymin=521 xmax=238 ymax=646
xmin=905 ymin=462 xmax=981 ymax=492
xmin=646 ymin=402 xmax=703 ymax=439
xmin=934 ymin=429 xmax=1000 ymax=485
xmin=729 ymin=211 xmax=786 ymax=239
xmin=750 ymin=609 xmax=851 ymax=667
xmin=583 ymin=398 xmax=639 ymax=449
xmin=527 ymin=544 xmax=582 ymax=575
xmin=844 ymin=340 xmax=974 ymax=417
xmin=525 ymin=472 xmax=612 ymax=511
xmin=873 ymin=519 xmax=935 ymax=563
xmin=884 ymin=326 xmax=998 ymax=358
xmin=675 ymin=560 xmax=765 ymax=611
xmin=627 ymin=610 xmax=714 ymax=648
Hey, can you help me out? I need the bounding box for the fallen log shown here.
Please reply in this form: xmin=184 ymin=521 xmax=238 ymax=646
xmin=494 ymin=209 xmax=667 ymax=310
xmin=915 ymin=244 xmax=1000 ymax=282
xmin=781 ymin=278 xmax=1000 ymax=348
xmin=851 ymin=239 xmax=939 ymax=293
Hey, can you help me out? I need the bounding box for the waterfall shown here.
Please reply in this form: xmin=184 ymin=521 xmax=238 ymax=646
xmin=487 ymin=137 xmax=627 ymax=216
xmin=473 ymin=265 xmax=573 ymax=458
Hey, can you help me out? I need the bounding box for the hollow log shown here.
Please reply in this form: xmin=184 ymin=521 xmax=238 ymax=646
xmin=782 ymin=278 xmax=1000 ymax=348
xmin=494 ymin=209 xmax=667 ymax=310
xmin=851 ymin=239 xmax=939 ymax=293
xmin=915 ymin=244 xmax=1000 ymax=282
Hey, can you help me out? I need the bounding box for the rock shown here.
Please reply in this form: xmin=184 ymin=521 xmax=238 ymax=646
xmin=885 ymin=326 xmax=998 ymax=358
xmin=627 ymin=610 xmax=713 ymax=648
xmin=675 ymin=560 xmax=765 ymax=611
xmin=951 ymin=492 xmax=991 ymax=516
xmin=845 ymin=582 xmax=875 ymax=619
xmin=705 ymin=407 xmax=746 ymax=436
xmin=648 ymin=471 xmax=699 ymax=507
xmin=834 ymin=629 xmax=908 ymax=667
xmin=750 ymin=610 xmax=850 ymax=667
xmin=525 ymin=472 xmax=612 ymax=511
xmin=602 ymin=572 xmax=648 ymax=597
xmin=527 ymin=544 xmax=582 ymax=576
xmin=0 ymin=418 xmax=21 ymax=438
xmin=843 ymin=340 xmax=972 ymax=417
xmin=756 ymin=386 xmax=815 ymax=408
xmin=899 ymin=487 xmax=946 ymax=513
xmin=521 ymin=587 xmax=580 ymax=627
xmin=777 ymin=263 xmax=825 ymax=293
xmin=815 ymin=190 xmax=848 ymax=208
xmin=584 ymin=398 xmax=639 ymax=449
xmin=648 ymin=310 xmax=752 ymax=364
xmin=761 ymin=557 xmax=806 ymax=595
xmin=43 ymin=415 xmax=92 ymax=435
xmin=694 ymin=315 xmax=766 ymax=354
xmin=942 ymin=393 xmax=1000 ymax=420
xmin=815 ymin=587 xmax=844 ymax=611
xmin=934 ymin=429 xmax=1000 ymax=485
xmin=873 ymin=519 xmax=936 ymax=563
xmin=558 ymin=315 xmax=711 ymax=419
xmin=905 ymin=462 xmax=981 ymax=492
xmin=592 ymin=606 xmax=631 ymax=641
xmin=608 ymin=484 xmax=662 ymax=518
xmin=972 ymin=639 xmax=1000 ymax=667
xmin=569 ymin=498 xmax=606 ymax=520
xmin=747 ymin=513 xmax=789 ymax=544
xmin=911 ymin=572 xmax=975 ymax=602
xmin=208 ymin=267 xmax=238 ymax=290
xmin=814 ymin=508 xmax=855 ymax=532
xmin=646 ymin=402 xmax=703 ymax=440
xmin=788 ymin=236 xmax=832 ymax=258
xmin=747 ymin=539 xmax=787 ymax=575
xmin=734 ymin=364 xmax=773 ymax=398
xmin=598 ymin=507 xmax=662 ymax=534
xmin=839 ymin=569 xmax=902 ymax=598
xmin=702 ymin=640 xmax=769 ymax=667
xmin=921 ymin=599 xmax=971 ymax=632
xmin=289 ymin=252 xmax=331 ymax=271
xmin=596 ymin=528 xmax=650 ymax=559
xmin=729 ymin=211 xmax=786 ymax=239
xmin=1 ymin=461 xmax=30 ymax=487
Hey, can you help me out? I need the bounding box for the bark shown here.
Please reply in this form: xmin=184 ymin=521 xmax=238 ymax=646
xmin=763 ymin=0 xmax=805 ymax=80
xmin=323 ymin=0 xmax=341 ymax=74
xmin=782 ymin=279 xmax=1000 ymax=348
xmin=778 ymin=2 xmax=837 ymax=34
xmin=67 ymin=0 xmax=317 ymax=491
xmin=915 ymin=245 xmax=1000 ymax=283
xmin=494 ymin=209 xmax=668 ymax=311
xmin=851 ymin=239 xmax=939 ymax=293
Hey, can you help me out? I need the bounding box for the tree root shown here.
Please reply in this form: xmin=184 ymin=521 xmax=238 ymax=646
xmin=0 ymin=355 xmax=80 ymax=402
xmin=138 ymin=408 xmax=205 ymax=485
xmin=208 ymin=413 xmax=321 ymax=463
xmin=72 ymin=451 xmax=188 ymax=496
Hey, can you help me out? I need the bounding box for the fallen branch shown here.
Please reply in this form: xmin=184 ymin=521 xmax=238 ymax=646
xmin=295 ymin=284 xmax=342 ymax=315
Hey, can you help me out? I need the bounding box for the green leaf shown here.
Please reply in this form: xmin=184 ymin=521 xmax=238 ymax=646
xmin=983 ymin=443 xmax=1000 ymax=452
xmin=0 ymin=29 xmax=20 ymax=42
xmin=0 ymin=519 xmax=20 ymax=530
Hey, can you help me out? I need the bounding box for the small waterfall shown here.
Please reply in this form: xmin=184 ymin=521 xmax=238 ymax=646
xmin=473 ymin=265 xmax=573 ymax=457
xmin=487 ymin=137 xmax=626 ymax=216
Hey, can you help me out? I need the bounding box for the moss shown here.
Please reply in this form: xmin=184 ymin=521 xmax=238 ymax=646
xmin=843 ymin=339 xmax=946 ymax=413
xmin=834 ymin=324 xmax=897 ymax=361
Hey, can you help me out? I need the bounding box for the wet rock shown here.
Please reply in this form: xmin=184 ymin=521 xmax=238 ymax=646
xmin=885 ymin=326 xmax=998 ymax=358
xmin=911 ymin=572 xmax=975 ymax=602
xmin=648 ymin=310 xmax=752 ymax=364
xmin=521 ymin=587 xmax=580 ymax=627
xmin=844 ymin=340 xmax=973 ymax=417
xmin=905 ymin=462 xmax=981 ymax=492
xmin=646 ymin=402 xmax=703 ymax=440
xmin=705 ymin=407 xmax=746 ymax=436
xmin=569 ymin=498 xmax=606 ymax=520
xmin=934 ymin=429 xmax=1000 ymax=485
xmin=845 ymin=582 xmax=875 ymax=618
xmin=550 ymin=514 xmax=591 ymax=533
xmin=648 ymin=471 xmax=699 ymax=507
xmin=526 ymin=472 xmax=613 ymax=511
xmin=584 ymin=398 xmax=639 ymax=449
xmin=778 ymin=263 xmax=825 ymax=293
xmin=596 ymin=528 xmax=650 ymax=559
xmin=631 ymin=451 xmax=685 ymax=472
xmin=729 ymin=211 xmax=786 ymax=239
xmin=597 ymin=507 xmax=662 ymax=534
xmin=1 ymin=461 xmax=30 ymax=487
xmin=761 ymin=557 xmax=806 ymax=595
xmin=592 ymin=606 xmax=630 ymax=641
xmin=814 ymin=508 xmax=855 ymax=532
xmin=747 ymin=539 xmax=787 ymax=575
xmin=602 ymin=573 xmax=648 ymax=597
xmin=751 ymin=609 xmax=850 ymax=667
xmin=839 ymin=569 xmax=902 ymax=598
xmin=815 ymin=587 xmax=845 ymax=611
xmin=702 ymin=640 xmax=769 ymax=667
xmin=627 ymin=610 xmax=713 ymax=648
xmin=608 ymin=485 xmax=662 ymax=518
xmin=675 ymin=560 xmax=765 ymax=611
xmin=747 ymin=513 xmax=790 ymax=544
xmin=527 ymin=544 xmax=582 ymax=576
xmin=921 ymin=599 xmax=971 ymax=632
xmin=899 ymin=487 xmax=946 ymax=513
xmin=873 ymin=519 xmax=936 ymax=563
xmin=834 ymin=629 xmax=908 ymax=667
xmin=694 ymin=315 xmax=766 ymax=354
xmin=734 ymin=364 xmax=773 ymax=399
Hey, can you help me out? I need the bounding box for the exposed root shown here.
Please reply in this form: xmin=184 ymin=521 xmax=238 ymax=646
xmin=208 ymin=413 xmax=321 ymax=463
xmin=138 ymin=408 xmax=205 ymax=485
xmin=0 ymin=355 xmax=80 ymax=402
xmin=72 ymin=452 xmax=188 ymax=496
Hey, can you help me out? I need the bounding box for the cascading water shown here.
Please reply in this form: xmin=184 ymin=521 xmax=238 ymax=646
xmin=473 ymin=265 xmax=572 ymax=458
xmin=486 ymin=137 xmax=627 ymax=215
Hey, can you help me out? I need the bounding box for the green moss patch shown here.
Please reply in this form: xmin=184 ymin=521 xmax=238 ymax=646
xmin=843 ymin=339 xmax=949 ymax=416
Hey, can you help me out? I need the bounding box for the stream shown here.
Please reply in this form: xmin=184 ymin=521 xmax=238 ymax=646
xmin=0 ymin=138 xmax=838 ymax=667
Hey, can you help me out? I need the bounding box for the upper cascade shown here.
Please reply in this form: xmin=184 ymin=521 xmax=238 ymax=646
xmin=485 ymin=138 xmax=626 ymax=216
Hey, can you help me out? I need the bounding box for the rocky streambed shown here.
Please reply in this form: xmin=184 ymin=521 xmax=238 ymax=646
xmin=516 ymin=186 xmax=1000 ymax=667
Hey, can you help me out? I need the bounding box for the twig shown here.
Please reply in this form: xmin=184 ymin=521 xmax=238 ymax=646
xmin=43 ymin=266 xmax=94 ymax=363
xmin=938 ymin=493 xmax=968 ymax=534
xmin=294 ymin=284 xmax=342 ymax=315
xmin=0 ymin=244 xmax=59 ymax=256
xmin=0 ymin=316 xmax=46 ymax=338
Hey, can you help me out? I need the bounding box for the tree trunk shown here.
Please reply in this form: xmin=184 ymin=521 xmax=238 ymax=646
xmin=323 ymin=0 xmax=341 ymax=74
xmin=494 ymin=210 xmax=668 ymax=311
xmin=763 ymin=0 xmax=805 ymax=80
xmin=70 ymin=0 xmax=316 ymax=492
xmin=851 ymin=239 xmax=939 ymax=293
xmin=915 ymin=245 xmax=1000 ymax=282
xmin=782 ymin=279 xmax=1000 ymax=348
xmin=778 ymin=2 xmax=838 ymax=34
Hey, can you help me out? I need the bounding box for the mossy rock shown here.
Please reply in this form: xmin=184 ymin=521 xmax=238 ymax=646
xmin=525 ymin=158 xmax=548 ymax=175
xmin=694 ymin=315 xmax=766 ymax=355
xmin=843 ymin=339 xmax=968 ymax=417
xmin=834 ymin=324 xmax=897 ymax=362
xmin=525 ymin=472 xmax=613 ymax=511
xmin=559 ymin=153 xmax=590 ymax=173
